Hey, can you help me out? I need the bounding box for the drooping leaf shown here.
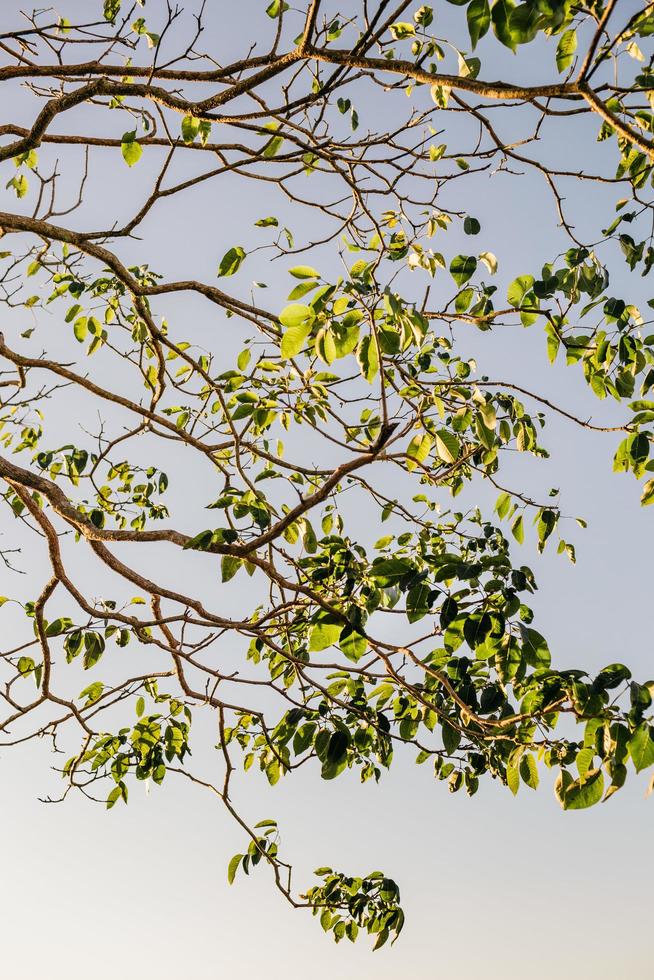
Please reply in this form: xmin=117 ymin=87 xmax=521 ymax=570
xmin=556 ymin=29 xmax=577 ymax=73
xmin=629 ymin=723 xmax=654 ymax=773
xmin=467 ymin=0 xmax=490 ymax=50
xmin=280 ymin=304 xmax=315 ymax=359
xmin=561 ymin=768 xmax=604 ymax=810
xmin=121 ymin=131 xmax=142 ymax=167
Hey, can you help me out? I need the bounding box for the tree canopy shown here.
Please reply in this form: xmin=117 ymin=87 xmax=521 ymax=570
xmin=2 ymin=0 xmax=654 ymax=950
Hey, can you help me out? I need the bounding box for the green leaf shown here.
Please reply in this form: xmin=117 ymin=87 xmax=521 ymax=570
xmin=279 ymin=303 xmax=313 ymax=329
xmin=289 ymin=265 xmax=320 ymax=279
xmin=370 ymin=558 xmax=413 ymax=585
xmin=218 ymin=246 xmax=246 ymax=278
xmin=495 ymin=491 xmax=511 ymax=520
xmin=507 ymin=274 xmax=534 ymax=307
xmin=83 ymin=632 xmax=105 ymax=670
xmin=106 ymin=781 xmax=128 ymax=809
xmin=315 ymin=328 xmax=337 ymax=365
xmin=266 ymin=0 xmax=289 ymax=16
xmin=339 ymin=629 xmax=368 ymax=662
xmin=554 ymin=768 xmax=573 ymax=806
xmin=406 ymin=432 xmax=433 ymax=471
xmin=434 ymin=429 xmax=460 ymax=464
xmin=288 ymin=280 xmax=319 ymax=301
xmin=506 ymin=755 xmax=520 ymax=795
xmin=45 ymin=617 xmax=72 ymax=637
xmin=537 ymin=509 xmax=557 ymax=550
xmin=18 ymin=656 xmax=35 ymax=677
xmin=562 ymin=768 xmax=604 ymax=810
xmin=104 ymin=0 xmax=121 ymax=22
xmin=221 ymin=555 xmax=242 ymax=582
xmin=227 ymin=853 xmax=244 ymax=884
xmin=261 ymin=132 xmax=284 ymax=158
xmin=491 ymin=0 xmax=516 ymax=50
xmin=520 ymin=627 xmax=550 ymax=668
xmin=545 ymin=323 xmax=560 ymax=363
xmin=321 ymin=731 xmax=350 ymax=779
xmin=280 ymin=304 xmax=315 ymax=359
xmin=79 ymin=681 xmax=104 ymax=706
xmin=519 ymin=753 xmax=539 ymax=790
xmin=406 ymin=582 xmax=431 ymax=623
xmin=511 ymin=514 xmax=524 ymax=543
xmin=455 ymin=288 xmax=474 ymax=313
xmin=184 ymin=529 xmax=214 ymax=551
xmin=442 ymin=720 xmax=461 ymax=755
xmin=430 ymin=143 xmax=446 ymax=161
xmin=508 ymin=3 xmax=541 ymax=45
xmin=556 ymin=29 xmax=577 ymax=73
xmin=595 ymin=663 xmax=631 ymax=690
xmin=356 ymin=335 xmax=379 ymax=383
xmin=390 ymin=22 xmax=416 ymax=39
xmin=181 ymin=115 xmax=201 ymax=143
xmin=8 ymin=173 xmax=28 ymax=197
xmin=467 ymin=0 xmax=490 ymax=50
xmin=293 ymin=723 xmax=317 ymax=755
xmin=450 ymin=255 xmax=477 ymax=287
xmin=415 ymin=5 xmax=434 ymax=27
xmin=73 ymin=316 xmax=88 ymax=342
xmin=121 ymin=131 xmax=142 ymax=167
xmin=308 ymin=618 xmax=343 ymax=652
xmin=327 ymin=730 xmax=350 ymax=763
xmin=106 ymin=787 xmax=121 ymax=809
xmin=629 ymin=723 xmax=654 ymax=772
xmin=576 ymin=746 xmax=594 ymax=778
xmin=641 ymin=479 xmax=654 ymax=506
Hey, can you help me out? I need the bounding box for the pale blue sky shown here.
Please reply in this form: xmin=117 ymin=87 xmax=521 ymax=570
xmin=0 ymin=2 xmax=652 ymax=977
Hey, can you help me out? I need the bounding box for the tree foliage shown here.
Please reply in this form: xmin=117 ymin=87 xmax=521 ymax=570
xmin=1 ymin=0 xmax=654 ymax=948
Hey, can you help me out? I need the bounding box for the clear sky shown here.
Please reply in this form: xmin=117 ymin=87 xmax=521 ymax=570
xmin=0 ymin=3 xmax=653 ymax=978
